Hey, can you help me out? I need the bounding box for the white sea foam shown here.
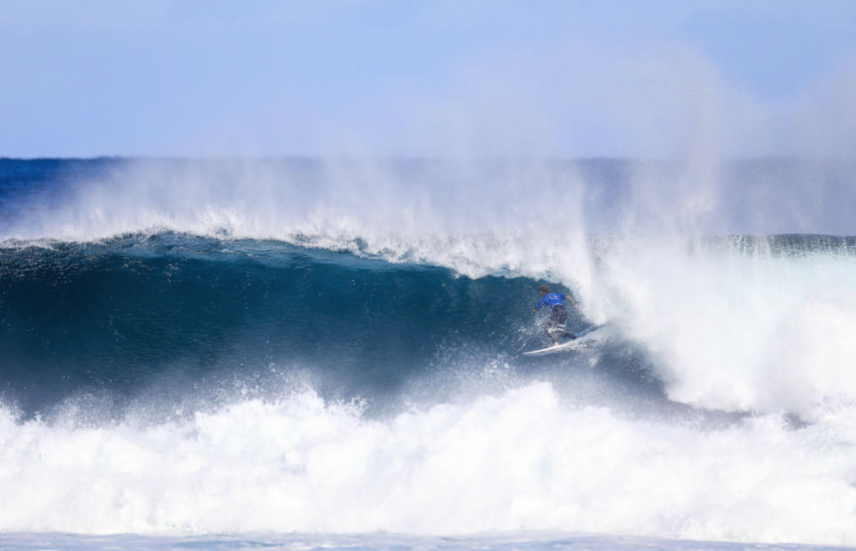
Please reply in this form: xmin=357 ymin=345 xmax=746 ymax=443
xmin=1 ymin=382 xmax=856 ymax=543
xmin=585 ymin=238 xmax=856 ymax=419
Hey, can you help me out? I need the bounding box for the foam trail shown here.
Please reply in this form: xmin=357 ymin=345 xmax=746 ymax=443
xmin=1 ymin=383 xmax=856 ymax=543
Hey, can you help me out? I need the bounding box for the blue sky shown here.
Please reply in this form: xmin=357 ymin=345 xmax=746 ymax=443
xmin=1 ymin=0 xmax=855 ymax=158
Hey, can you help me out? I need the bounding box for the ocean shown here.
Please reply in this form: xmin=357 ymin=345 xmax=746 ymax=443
xmin=1 ymin=157 xmax=855 ymax=550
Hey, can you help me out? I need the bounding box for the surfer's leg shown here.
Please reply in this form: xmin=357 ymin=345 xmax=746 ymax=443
xmin=550 ymin=306 xmax=571 ymax=342
xmin=546 ymin=322 xmax=559 ymax=344
xmin=546 ymin=313 xmax=560 ymax=344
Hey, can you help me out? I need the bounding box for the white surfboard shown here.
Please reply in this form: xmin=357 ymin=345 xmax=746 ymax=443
xmin=523 ymin=325 xmax=613 ymax=356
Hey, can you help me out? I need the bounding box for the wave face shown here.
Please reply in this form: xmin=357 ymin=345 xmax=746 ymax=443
xmin=2 ymin=158 xmax=856 ymax=544
xmin=0 ymin=234 xmax=573 ymax=416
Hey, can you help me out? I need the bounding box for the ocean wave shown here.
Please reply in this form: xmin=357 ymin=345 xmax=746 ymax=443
xmin=3 ymin=232 xmax=856 ymax=420
xmin=3 ymin=159 xmax=856 ymax=543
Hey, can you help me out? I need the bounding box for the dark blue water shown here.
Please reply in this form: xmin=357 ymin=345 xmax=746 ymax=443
xmin=1 ymin=232 xmax=591 ymax=415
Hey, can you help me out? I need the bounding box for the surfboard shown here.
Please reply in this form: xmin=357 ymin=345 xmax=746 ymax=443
xmin=523 ymin=325 xmax=612 ymax=356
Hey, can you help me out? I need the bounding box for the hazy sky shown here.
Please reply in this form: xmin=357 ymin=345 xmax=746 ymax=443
xmin=2 ymin=0 xmax=855 ymax=158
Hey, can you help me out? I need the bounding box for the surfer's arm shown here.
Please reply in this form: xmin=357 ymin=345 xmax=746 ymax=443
xmin=562 ymin=293 xmax=578 ymax=307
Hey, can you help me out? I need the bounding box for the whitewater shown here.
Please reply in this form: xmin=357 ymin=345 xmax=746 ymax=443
xmin=1 ymin=157 xmax=856 ymax=550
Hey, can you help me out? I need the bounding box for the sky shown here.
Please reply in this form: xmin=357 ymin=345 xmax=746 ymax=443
xmin=1 ymin=0 xmax=855 ymax=158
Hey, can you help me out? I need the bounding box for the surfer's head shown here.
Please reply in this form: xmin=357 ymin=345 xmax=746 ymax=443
xmin=538 ymin=285 xmax=550 ymax=296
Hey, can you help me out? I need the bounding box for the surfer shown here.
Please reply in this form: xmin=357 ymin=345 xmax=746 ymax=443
xmin=533 ymin=285 xmax=578 ymax=346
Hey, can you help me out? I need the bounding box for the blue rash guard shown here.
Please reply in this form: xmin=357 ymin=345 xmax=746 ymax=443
xmin=535 ymin=293 xmax=567 ymax=310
